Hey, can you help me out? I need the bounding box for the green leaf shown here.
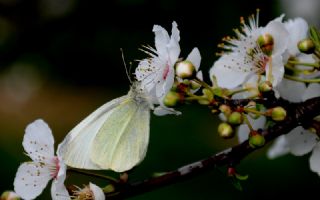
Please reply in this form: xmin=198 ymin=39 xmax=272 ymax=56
xmin=229 ymin=176 xmax=243 ymax=191
xmin=309 ymin=26 xmax=320 ymax=50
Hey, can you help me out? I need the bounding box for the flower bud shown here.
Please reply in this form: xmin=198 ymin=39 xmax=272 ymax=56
xmin=1 ymin=191 xmax=20 ymax=200
xmin=175 ymin=60 xmax=196 ymax=79
xmin=270 ymin=106 xmax=287 ymax=121
xmin=218 ymin=122 xmax=234 ymax=139
xmin=249 ymin=132 xmax=265 ymax=148
xmin=163 ymin=91 xmax=180 ymax=107
xmin=227 ymin=112 xmax=243 ymax=125
xmin=103 ymin=184 xmax=115 ymax=193
xmin=257 ymin=33 xmax=274 ymax=55
xmin=258 ymin=81 xmax=272 ymax=93
xmin=298 ymin=39 xmax=315 ymax=54
xmin=219 ymin=104 xmax=232 ymax=116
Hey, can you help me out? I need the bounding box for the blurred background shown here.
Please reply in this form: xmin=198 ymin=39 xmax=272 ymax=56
xmin=1 ymin=0 xmax=320 ymax=199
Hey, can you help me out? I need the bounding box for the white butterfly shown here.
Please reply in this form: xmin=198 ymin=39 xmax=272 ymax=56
xmin=58 ymin=82 xmax=153 ymax=172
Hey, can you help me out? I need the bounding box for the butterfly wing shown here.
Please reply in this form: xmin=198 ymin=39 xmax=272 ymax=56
xmin=58 ymin=95 xmax=128 ymax=170
xmin=90 ymin=97 xmax=150 ymax=172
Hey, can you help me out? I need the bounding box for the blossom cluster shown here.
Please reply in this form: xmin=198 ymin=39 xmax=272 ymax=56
xmin=5 ymin=11 xmax=320 ymax=199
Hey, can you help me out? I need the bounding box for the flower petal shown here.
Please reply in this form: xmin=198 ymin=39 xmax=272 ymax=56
xmin=51 ymin=171 xmax=69 ymax=200
xmin=266 ymin=55 xmax=285 ymax=87
xmin=302 ymin=83 xmax=320 ymax=101
xmin=153 ymin=105 xmax=181 ymax=116
xmin=309 ymin=142 xmax=320 ymax=176
xmin=286 ymin=126 xmax=318 ymax=156
xmin=23 ymin=119 xmax=55 ymax=163
xmin=153 ymin=24 xmax=170 ymax=58
xmin=210 ymin=55 xmax=251 ymax=89
xmin=277 ymin=78 xmax=306 ymax=102
xmin=267 ymin=135 xmax=290 ymax=159
xmin=14 ymin=162 xmax=52 ymax=200
xmin=89 ymin=183 xmax=105 ymax=200
xmin=284 ymin=17 xmax=308 ymax=56
xmin=186 ymin=47 xmax=201 ymax=70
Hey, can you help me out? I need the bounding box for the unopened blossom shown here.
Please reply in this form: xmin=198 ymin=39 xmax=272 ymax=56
xmin=14 ymin=119 xmax=69 ymax=200
xmin=210 ymin=13 xmax=289 ymax=89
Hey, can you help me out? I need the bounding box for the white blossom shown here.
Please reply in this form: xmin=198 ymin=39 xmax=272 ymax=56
xmin=14 ymin=119 xmax=69 ymax=200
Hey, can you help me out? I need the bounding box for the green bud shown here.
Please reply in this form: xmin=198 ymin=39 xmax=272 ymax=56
xmin=163 ymin=91 xmax=180 ymax=107
xmin=249 ymin=132 xmax=265 ymax=148
xmin=175 ymin=60 xmax=196 ymax=79
xmin=103 ymin=184 xmax=115 ymax=193
xmin=258 ymin=81 xmax=272 ymax=93
xmin=1 ymin=191 xmax=20 ymax=200
xmin=227 ymin=112 xmax=243 ymax=125
xmin=257 ymin=33 xmax=274 ymax=55
xmin=270 ymin=106 xmax=287 ymax=121
xmin=218 ymin=122 xmax=234 ymax=139
xmin=298 ymin=38 xmax=315 ymax=54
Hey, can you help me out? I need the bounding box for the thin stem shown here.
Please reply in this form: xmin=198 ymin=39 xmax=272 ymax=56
xmin=267 ymin=57 xmax=273 ymax=83
xmin=242 ymin=114 xmax=254 ymax=131
xmin=244 ymin=108 xmax=266 ymax=116
xmin=285 ymin=64 xmax=315 ymax=75
xmin=284 ymin=75 xmax=320 ymax=83
xmin=288 ymin=60 xmax=320 ymax=68
xmin=68 ymin=168 xmax=118 ymax=183
xmin=193 ymin=77 xmax=215 ymax=94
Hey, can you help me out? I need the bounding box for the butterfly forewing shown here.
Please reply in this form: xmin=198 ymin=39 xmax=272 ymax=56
xmin=90 ymin=97 xmax=150 ymax=172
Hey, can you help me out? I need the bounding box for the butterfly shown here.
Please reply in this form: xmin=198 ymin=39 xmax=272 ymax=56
xmin=58 ymin=82 xmax=153 ymax=172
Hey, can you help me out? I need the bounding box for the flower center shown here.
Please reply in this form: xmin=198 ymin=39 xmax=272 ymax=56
xmin=51 ymin=156 xmax=60 ymax=179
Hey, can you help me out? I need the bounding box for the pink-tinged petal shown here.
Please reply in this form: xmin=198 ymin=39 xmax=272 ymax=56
xmin=14 ymin=162 xmax=51 ymax=200
xmin=263 ymin=20 xmax=289 ymax=56
xmin=186 ymin=47 xmax=201 ymax=70
xmin=277 ymin=78 xmax=306 ymax=102
xmin=309 ymin=143 xmax=320 ymax=176
xmin=286 ymin=126 xmax=318 ymax=156
xmin=153 ymin=24 xmax=170 ymax=57
xmin=23 ymin=119 xmax=55 ymax=163
xmin=89 ymin=183 xmax=105 ymax=200
xmin=267 ymin=135 xmax=290 ymax=159
xmin=302 ymin=83 xmax=320 ymax=101
xmin=284 ymin=17 xmax=308 ymax=55
xmin=210 ymin=55 xmax=251 ymax=89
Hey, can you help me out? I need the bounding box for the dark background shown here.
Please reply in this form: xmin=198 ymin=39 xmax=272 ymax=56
xmin=0 ymin=0 xmax=319 ymax=199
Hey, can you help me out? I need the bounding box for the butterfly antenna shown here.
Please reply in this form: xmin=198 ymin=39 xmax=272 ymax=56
xmin=120 ymin=48 xmax=133 ymax=84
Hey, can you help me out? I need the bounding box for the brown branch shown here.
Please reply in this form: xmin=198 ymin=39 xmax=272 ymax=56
xmin=105 ymin=97 xmax=320 ymax=199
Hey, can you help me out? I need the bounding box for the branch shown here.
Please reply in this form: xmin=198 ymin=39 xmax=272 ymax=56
xmin=105 ymin=97 xmax=320 ymax=199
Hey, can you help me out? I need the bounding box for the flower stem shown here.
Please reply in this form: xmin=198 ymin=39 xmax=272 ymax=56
xmin=284 ymin=75 xmax=320 ymax=83
xmin=193 ymin=77 xmax=214 ymax=93
xmin=244 ymin=108 xmax=265 ymax=116
xmin=288 ymin=60 xmax=320 ymax=68
xmin=242 ymin=114 xmax=254 ymax=131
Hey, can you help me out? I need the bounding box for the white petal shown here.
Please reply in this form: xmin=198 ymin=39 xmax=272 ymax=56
xmin=263 ymin=20 xmax=289 ymax=56
xmin=186 ymin=47 xmax=201 ymax=70
xmin=302 ymin=83 xmax=320 ymax=101
xmin=309 ymin=142 xmax=320 ymax=176
xmin=286 ymin=126 xmax=318 ymax=156
xmin=170 ymin=21 xmax=180 ymax=43
xmin=167 ymin=22 xmax=181 ymax=63
xmin=210 ymin=55 xmax=251 ymax=89
xmin=153 ymin=24 xmax=170 ymax=57
xmin=284 ymin=17 xmax=308 ymax=56
xmin=277 ymin=78 xmax=306 ymax=102
xmin=267 ymin=135 xmax=290 ymax=159
xmin=23 ymin=119 xmax=55 ymax=162
xmin=14 ymin=162 xmax=52 ymax=200
xmin=89 ymin=183 xmax=105 ymax=200
xmin=237 ymin=124 xmax=249 ymax=143
xmin=51 ymin=173 xmax=69 ymax=200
